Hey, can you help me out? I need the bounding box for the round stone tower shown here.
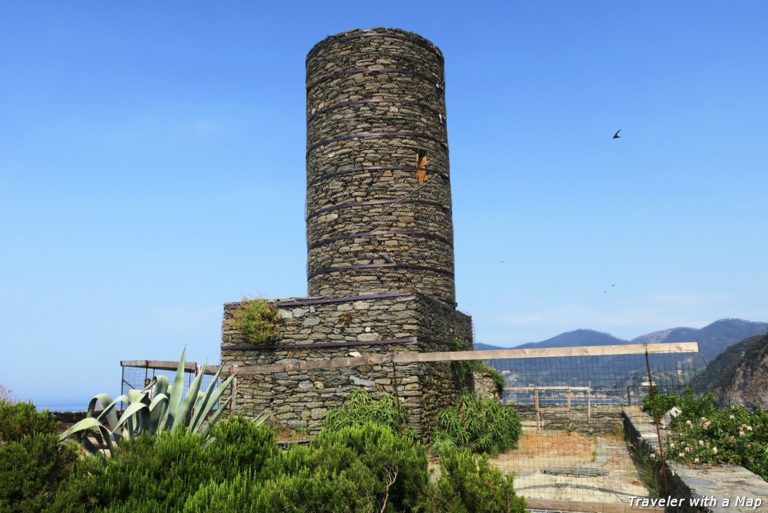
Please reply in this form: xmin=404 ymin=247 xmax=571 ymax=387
xmin=305 ymin=28 xmax=456 ymax=306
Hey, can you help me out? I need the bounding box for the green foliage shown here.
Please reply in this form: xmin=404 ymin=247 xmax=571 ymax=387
xmin=428 ymin=448 xmax=526 ymax=513
xmin=59 ymin=349 xmax=239 ymax=456
xmin=50 ymin=416 xmax=279 ymax=513
xmin=642 ymin=389 xmax=681 ymax=422
xmin=432 ymin=394 xmax=521 ymax=455
xmin=0 ymin=401 xmax=60 ymax=442
xmin=649 ymin=391 xmax=768 ymax=480
xmin=235 ymin=298 xmax=281 ymax=344
xmin=642 ymin=388 xmax=717 ymax=422
xmin=313 ymin=423 xmax=429 ymax=512
xmin=450 ymin=339 xmax=505 ymax=396
xmin=50 ymin=417 xmax=437 ymax=513
xmin=0 ymin=402 xmax=77 ymax=513
xmin=323 ymin=390 xmax=409 ymax=435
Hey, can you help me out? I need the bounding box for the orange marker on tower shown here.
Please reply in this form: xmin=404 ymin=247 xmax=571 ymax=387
xmin=416 ymin=148 xmax=428 ymax=183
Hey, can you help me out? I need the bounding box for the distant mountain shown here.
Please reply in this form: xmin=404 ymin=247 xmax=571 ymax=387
xmin=475 ymin=319 xmax=768 ymax=394
xmin=692 ymin=333 xmax=768 ymax=408
xmin=516 ymin=329 xmax=627 ymax=349
xmin=474 ymin=342 xmax=504 ymax=351
xmin=633 ymin=319 xmax=768 ymax=363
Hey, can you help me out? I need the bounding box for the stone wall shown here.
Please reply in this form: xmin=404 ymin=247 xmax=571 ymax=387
xmin=305 ymin=28 xmax=456 ymax=305
xmin=221 ymin=291 xmax=472 ymax=437
xmin=514 ymin=404 xmax=624 ymax=435
xmin=623 ymin=406 xmax=768 ymax=513
xmin=473 ymin=372 xmax=501 ymax=402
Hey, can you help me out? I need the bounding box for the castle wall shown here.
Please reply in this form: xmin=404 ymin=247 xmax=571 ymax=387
xmin=305 ymin=28 xmax=456 ymax=305
xmin=221 ymin=292 xmax=472 ymax=437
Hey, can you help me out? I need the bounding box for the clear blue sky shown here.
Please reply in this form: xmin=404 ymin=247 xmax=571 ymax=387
xmin=1 ymin=1 xmax=766 ymax=407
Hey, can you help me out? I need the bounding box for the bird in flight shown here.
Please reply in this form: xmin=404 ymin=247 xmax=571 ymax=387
xmin=613 ymin=129 xmax=622 ymax=139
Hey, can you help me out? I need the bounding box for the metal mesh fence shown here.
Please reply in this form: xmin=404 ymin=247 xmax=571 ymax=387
xmin=120 ymin=360 xmax=219 ymax=398
xmin=480 ymin=348 xmax=704 ymax=506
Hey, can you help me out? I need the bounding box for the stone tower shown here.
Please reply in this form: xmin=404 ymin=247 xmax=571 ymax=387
xmin=221 ymin=28 xmax=472 ymax=438
xmin=305 ymin=28 xmax=455 ymax=306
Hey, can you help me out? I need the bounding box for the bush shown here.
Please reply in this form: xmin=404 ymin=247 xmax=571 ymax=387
xmin=432 ymin=394 xmax=521 ymax=455
xmin=648 ymin=391 xmax=768 ymax=480
xmin=642 ymin=388 xmax=717 ymax=422
xmin=185 ymin=422 xmax=428 ymax=513
xmin=235 ymin=298 xmax=281 ymax=344
xmin=323 ymin=390 xmax=409 ymax=434
xmin=50 ymin=416 xmax=278 ymax=513
xmin=0 ymin=402 xmax=77 ymax=513
xmin=428 ymin=448 xmax=526 ymax=513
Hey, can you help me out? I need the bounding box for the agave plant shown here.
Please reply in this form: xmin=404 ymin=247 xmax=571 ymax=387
xmin=59 ymin=349 xmax=239 ymax=456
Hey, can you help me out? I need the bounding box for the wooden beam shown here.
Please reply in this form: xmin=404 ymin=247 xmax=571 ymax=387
xmin=505 ymin=386 xmax=591 ymax=392
xmin=120 ymin=360 xmax=219 ymax=375
xmin=234 ymin=342 xmax=698 ymax=375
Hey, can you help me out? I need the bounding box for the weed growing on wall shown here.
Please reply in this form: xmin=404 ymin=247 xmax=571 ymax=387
xmin=235 ymin=298 xmax=281 ymax=344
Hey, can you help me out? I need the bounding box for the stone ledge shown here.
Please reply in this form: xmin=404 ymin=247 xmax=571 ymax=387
xmin=622 ymin=406 xmax=767 ymax=513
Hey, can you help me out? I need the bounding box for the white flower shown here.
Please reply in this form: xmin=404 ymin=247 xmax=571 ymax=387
xmin=686 ymin=420 xmax=693 ymax=426
xmin=746 ymin=425 xmax=753 ymax=431
xmin=712 ymin=446 xmax=718 ymax=454
xmin=729 ymin=414 xmax=735 ymax=420
xmin=694 ymin=457 xmax=700 ymax=464
xmin=685 ymin=446 xmax=692 ymax=453
xmin=698 ymin=440 xmax=704 ymax=446
xmin=679 ymin=452 xmax=685 ymax=458
xmin=650 ymin=453 xmax=656 ymax=459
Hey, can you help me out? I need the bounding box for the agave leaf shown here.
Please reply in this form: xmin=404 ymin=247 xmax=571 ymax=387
xmin=88 ymin=393 xmax=120 ymax=431
xmin=159 ymin=349 xmax=187 ymax=431
xmin=190 ymin=372 xmax=235 ymax=434
xmin=173 ymin=362 xmax=206 ymax=431
xmin=199 ymin=395 xmax=233 ymax=439
xmin=59 ymin=416 xmax=108 ymax=443
xmin=146 ymin=393 xmax=169 ymax=435
xmin=114 ymin=401 xmax=149 ymax=433
xmin=253 ymin=410 xmax=270 ymax=426
xmin=96 ymin=395 xmax=129 ymax=431
xmin=154 ymin=375 xmax=169 ymax=397
xmin=189 ymin=365 xmax=223 ymax=432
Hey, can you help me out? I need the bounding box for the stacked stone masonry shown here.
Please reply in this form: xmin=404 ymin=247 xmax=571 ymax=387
xmin=222 ymin=291 xmax=472 ymax=437
xmin=222 ymin=28 xmax=474 ymax=440
xmin=306 ymin=28 xmax=455 ymax=305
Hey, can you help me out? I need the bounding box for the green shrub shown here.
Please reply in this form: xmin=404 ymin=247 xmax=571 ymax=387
xmin=648 ymin=391 xmax=768 ymax=480
xmin=642 ymin=388 xmax=717 ymax=422
xmin=0 ymin=402 xmax=77 ymax=513
xmin=323 ymin=390 xmax=409 ymax=434
xmin=428 ymin=448 xmax=526 ymax=513
xmin=51 ymin=415 xmax=280 ymax=513
xmin=235 ymin=298 xmax=281 ymax=344
xmin=185 ymin=422 xmax=428 ymax=513
xmin=432 ymin=394 xmax=521 ymax=455
xmin=314 ymin=423 xmax=429 ymax=512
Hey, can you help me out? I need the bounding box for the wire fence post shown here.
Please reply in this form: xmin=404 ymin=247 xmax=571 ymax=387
xmin=645 ymin=347 xmax=670 ymax=496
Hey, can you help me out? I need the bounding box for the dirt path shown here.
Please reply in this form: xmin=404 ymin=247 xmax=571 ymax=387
xmin=488 ymin=430 xmax=651 ymax=504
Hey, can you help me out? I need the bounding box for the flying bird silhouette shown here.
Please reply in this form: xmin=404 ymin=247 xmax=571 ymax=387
xmin=613 ymin=129 xmax=622 ymax=139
